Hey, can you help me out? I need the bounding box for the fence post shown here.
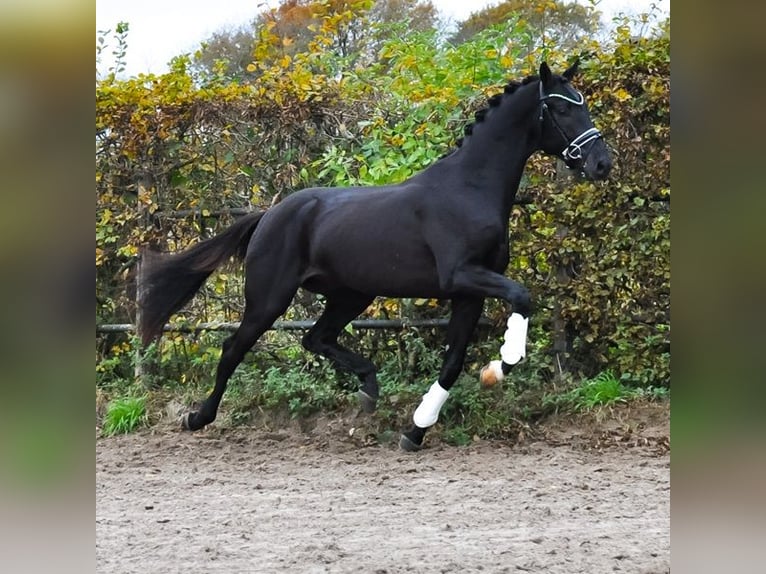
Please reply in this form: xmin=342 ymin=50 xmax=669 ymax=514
xmin=133 ymin=253 xmax=153 ymax=389
xmin=551 ymin=159 xmax=571 ymax=382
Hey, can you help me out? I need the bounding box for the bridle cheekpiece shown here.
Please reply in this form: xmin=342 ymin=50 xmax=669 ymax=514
xmin=538 ymin=81 xmax=602 ymax=166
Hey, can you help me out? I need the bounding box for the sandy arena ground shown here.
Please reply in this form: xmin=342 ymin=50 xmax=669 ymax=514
xmin=97 ymin=404 xmax=669 ymax=573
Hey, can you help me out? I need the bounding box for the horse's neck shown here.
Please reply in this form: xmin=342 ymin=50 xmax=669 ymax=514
xmin=448 ymin=90 xmax=539 ymax=217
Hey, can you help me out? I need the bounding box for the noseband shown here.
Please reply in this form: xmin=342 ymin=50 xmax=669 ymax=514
xmin=538 ymin=81 xmax=602 ymax=165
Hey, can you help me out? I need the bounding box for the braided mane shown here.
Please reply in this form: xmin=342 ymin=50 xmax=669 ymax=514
xmin=450 ymin=75 xmax=539 ymax=152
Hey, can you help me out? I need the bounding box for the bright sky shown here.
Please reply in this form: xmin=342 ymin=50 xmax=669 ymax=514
xmin=96 ymin=0 xmax=669 ymax=77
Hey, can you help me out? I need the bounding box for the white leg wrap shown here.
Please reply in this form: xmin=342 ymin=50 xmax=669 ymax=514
xmin=500 ymin=313 xmax=528 ymax=366
xmin=413 ymin=381 xmax=450 ymax=428
xmin=480 ymin=314 xmax=529 ymax=387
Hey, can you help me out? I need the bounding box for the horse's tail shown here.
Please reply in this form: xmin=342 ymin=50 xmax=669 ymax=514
xmin=138 ymin=211 xmax=265 ymax=345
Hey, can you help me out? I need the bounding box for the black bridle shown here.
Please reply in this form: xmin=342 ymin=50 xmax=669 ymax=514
xmin=539 ymin=81 xmax=603 ymax=167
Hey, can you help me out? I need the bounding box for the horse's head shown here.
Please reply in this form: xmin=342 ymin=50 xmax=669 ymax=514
xmin=537 ymin=60 xmax=612 ymax=181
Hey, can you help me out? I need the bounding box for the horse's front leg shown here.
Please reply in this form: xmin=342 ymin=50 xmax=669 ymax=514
xmin=400 ymin=296 xmax=484 ymax=451
xmin=443 ymin=263 xmax=530 ymax=388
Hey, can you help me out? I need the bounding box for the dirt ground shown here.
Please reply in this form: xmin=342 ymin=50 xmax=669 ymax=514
xmin=96 ymin=403 xmax=669 ymax=574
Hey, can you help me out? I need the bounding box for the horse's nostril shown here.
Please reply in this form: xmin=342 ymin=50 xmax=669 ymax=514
xmin=596 ymin=159 xmax=612 ymax=178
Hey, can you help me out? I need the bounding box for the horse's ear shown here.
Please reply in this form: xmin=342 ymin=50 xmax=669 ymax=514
xmin=539 ymin=62 xmax=553 ymax=87
xmin=563 ymin=58 xmax=580 ymax=80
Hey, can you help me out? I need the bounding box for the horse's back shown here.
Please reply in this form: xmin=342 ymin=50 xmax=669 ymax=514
xmin=249 ymin=182 xmax=443 ymax=297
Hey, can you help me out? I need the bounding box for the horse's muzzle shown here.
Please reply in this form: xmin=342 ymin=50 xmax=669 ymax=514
xmin=582 ymin=139 xmax=612 ymax=181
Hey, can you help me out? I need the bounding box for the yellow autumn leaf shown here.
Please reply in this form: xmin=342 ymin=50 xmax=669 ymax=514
xmin=117 ymin=244 xmax=138 ymax=258
xmin=614 ymin=87 xmax=632 ymax=102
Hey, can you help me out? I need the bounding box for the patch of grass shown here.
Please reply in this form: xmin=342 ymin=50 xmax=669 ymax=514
xmin=573 ymin=370 xmax=631 ymax=409
xmin=443 ymin=426 xmax=472 ymax=446
xmin=544 ymin=370 xmax=645 ymax=413
xmin=102 ymin=395 xmax=146 ymax=436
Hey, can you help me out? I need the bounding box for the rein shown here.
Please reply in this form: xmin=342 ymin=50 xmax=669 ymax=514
xmin=538 ymin=81 xmax=603 ymax=165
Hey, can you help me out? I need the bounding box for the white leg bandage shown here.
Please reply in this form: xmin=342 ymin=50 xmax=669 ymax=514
xmin=500 ymin=313 xmax=528 ymax=366
xmin=413 ymin=381 xmax=450 ymax=428
xmin=480 ymin=313 xmax=529 ymax=386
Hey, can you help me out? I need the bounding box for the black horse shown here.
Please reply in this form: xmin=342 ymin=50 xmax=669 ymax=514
xmin=139 ymin=61 xmax=612 ymax=450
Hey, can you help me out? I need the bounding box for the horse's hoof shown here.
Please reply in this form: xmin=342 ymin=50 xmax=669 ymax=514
xmin=357 ymin=390 xmax=378 ymax=414
xmin=181 ymin=412 xmax=202 ymax=431
xmin=399 ymin=433 xmax=423 ymax=452
xmin=400 ymin=425 xmax=427 ymax=451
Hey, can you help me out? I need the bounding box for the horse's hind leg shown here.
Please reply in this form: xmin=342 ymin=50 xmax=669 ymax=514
xmin=400 ymin=296 xmax=484 ymax=451
xmin=301 ymin=290 xmax=378 ymax=412
xmin=183 ymin=275 xmax=299 ymax=431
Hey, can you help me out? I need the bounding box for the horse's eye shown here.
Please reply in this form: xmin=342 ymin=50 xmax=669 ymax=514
xmin=552 ymin=100 xmax=570 ymax=114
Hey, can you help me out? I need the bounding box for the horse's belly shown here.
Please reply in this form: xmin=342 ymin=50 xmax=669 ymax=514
xmin=302 ymin=251 xmax=442 ymax=298
xmin=353 ymin=260 xmax=442 ymax=298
